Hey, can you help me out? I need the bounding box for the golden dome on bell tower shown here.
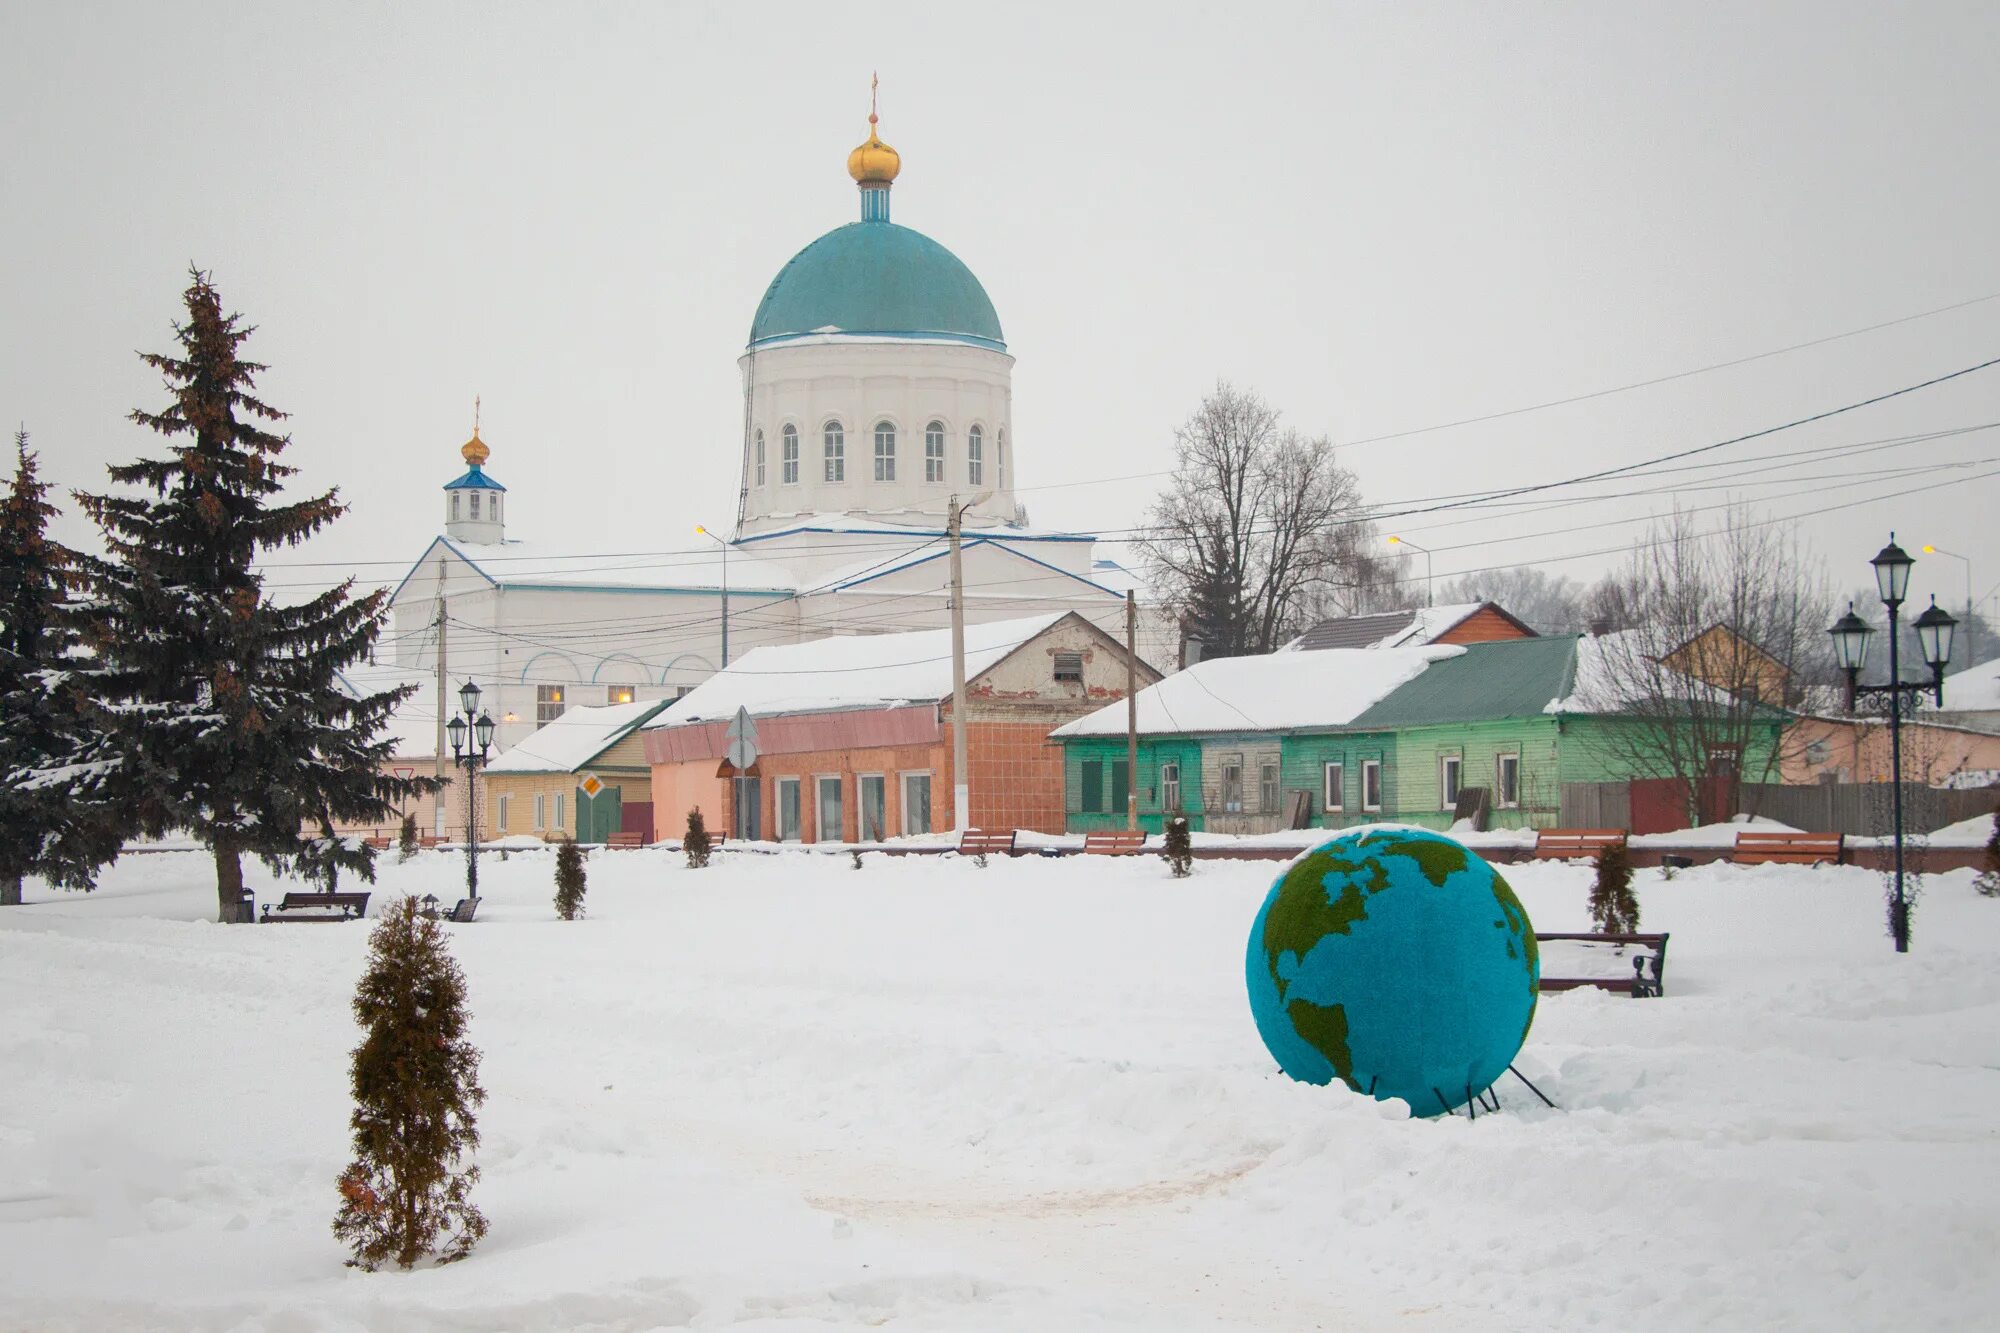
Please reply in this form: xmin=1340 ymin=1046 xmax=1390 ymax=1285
xmin=847 ymin=73 xmax=901 ymax=186
xmin=460 ymin=396 xmax=490 ymax=465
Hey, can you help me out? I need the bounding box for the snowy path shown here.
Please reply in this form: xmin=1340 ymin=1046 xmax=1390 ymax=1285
xmin=4 ymin=847 xmax=1998 ymax=1330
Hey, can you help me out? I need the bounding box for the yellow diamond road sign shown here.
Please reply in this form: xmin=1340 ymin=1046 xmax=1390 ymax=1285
xmin=579 ymin=774 xmax=604 ymax=798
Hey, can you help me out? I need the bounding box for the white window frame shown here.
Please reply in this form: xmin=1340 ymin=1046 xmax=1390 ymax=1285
xmin=1259 ymin=763 xmax=1279 ymax=814
xmin=496 ymin=794 xmax=510 ymax=833
xmin=924 ymin=421 xmax=946 ymax=482
xmin=814 ymin=774 xmax=843 ymax=844
xmin=469 ymin=490 xmax=482 ymax=519
xmin=1362 ymin=759 xmax=1382 ymax=812
xmin=605 ymin=684 xmax=635 ymax=705
xmin=967 ymin=424 xmax=984 ymax=485
xmin=997 ymin=427 xmax=1006 ymax=489
xmin=1496 ymin=753 xmax=1521 ymax=809
xmin=823 ymin=421 xmax=845 ymax=482
xmin=873 ymin=421 xmax=896 ymax=481
xmin=782 ymin=424 xmax=799 ymax=484
xmin=776 ymin=777 xmax=802 ymax=841
xmin=900 ymin=770 xmax=933 ymax=836
xmin=537 ymin=684 xmax=566 ymax=726
xmin=451 ymin=493 xmax=461 ymax=519
xmin=755 ymin=428 xmax=766 ymax=486
xmin=1323 ymin=761 xmax=1344 ymax=812
xmin=1220 ymin=757 xmax=1244 ymax=814
xmin=554 ymin=792 xmax=565 ymax=829
xmin=1160 ymin=760 xmax=1181 ymax=813
xmin=533 ymin=793 xmax=547 ymax=830
xmin=857 ymin=772 xmax=887 ymax=842
xmin=1440 ymin=755 xmax=1462 ymax=811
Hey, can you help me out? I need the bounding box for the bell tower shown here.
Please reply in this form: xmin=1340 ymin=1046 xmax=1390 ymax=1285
xmin=443 ymin=400 xmax=506 ymax=544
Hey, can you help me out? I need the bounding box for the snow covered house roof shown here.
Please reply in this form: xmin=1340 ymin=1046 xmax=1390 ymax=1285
xmin=1051 ymin=645 xmax=1459 ymax=739
xmin=1286 ymin=602 xmax=1534 ymax=652
xmin=1943 ymin=656 xmax=2000 ymax=713
xmin=486 ymin=698 xmax=673 ymax=775
xmin=647 ymin=612 xmax=1073 ymax=727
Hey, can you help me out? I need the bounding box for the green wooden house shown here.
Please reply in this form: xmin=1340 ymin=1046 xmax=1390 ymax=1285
xmin=1054 ymin=635 xmax=1785 ymax=834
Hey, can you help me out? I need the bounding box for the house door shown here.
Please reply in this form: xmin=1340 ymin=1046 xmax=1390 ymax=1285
xmin=576 ymin=785 xmax=621 ymax=843
xmin=815 ymin=776 xmax=844 ymax=843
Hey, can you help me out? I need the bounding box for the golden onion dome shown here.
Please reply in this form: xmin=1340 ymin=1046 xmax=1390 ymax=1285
xmin=847 ymin=113 xmax=901 ymax=185
xmin=460 ymin=429 xmax=489 ymax=467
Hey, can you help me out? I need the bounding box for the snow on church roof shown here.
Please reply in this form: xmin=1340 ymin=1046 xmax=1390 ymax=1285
xmin=486 ymin=698 xmax=672 ymax=775
xmin=402 ymin=535 xmax=802 ymax=596
xmin=648 ymin=613 xmax=1070 ymax=727
xmin=1053 ymin=644 xmax=1460 ymax=739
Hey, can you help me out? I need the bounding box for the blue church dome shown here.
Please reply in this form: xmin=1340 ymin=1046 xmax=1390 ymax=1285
xmin=748 ymin=220 xmax=1005 ymax=353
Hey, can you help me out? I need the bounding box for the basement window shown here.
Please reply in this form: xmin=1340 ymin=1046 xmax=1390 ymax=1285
xmin=1053 ymin=652 xmax=1084 ymax=683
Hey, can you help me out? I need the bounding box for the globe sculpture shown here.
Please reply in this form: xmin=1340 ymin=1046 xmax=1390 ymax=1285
xmin=1245 ymin=827 xmax=1539 ymax=1116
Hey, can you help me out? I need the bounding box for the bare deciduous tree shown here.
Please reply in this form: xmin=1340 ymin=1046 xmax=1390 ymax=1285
xmin=1437 ymin=566 xmax=1588 ymax=633
xmin=1140 ymin=383 xmax=1373 ymax=657
xmin=1570 ymin=506 xmax=1832 ymax=823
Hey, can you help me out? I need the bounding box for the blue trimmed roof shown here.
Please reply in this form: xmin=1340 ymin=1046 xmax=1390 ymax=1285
xmin=749 ymin=220 xmax=1004 ymax=351
xmin=444 ymin=465 xmax=507 ymax=492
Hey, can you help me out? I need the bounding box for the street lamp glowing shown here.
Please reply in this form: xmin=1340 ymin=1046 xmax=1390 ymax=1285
xmin=1387 ymin=535 xmax=1403 ymax=546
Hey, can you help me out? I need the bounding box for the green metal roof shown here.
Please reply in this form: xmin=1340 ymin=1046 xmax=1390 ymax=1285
xmin=749 ymin=220 xmax=1005 ymax=351
xmin=1349 ymin=636 xmax=1582 ymax=729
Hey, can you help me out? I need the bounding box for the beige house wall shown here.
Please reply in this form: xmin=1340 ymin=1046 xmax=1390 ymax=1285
xmin=1784 ymin=717 xmax=2000 ymax=786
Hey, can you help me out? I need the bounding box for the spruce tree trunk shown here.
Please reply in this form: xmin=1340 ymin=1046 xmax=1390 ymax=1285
xmin=1 ymin=874 xmax=21 ymax=907
xmin=214 ymin=842 xmax=246 ymax=923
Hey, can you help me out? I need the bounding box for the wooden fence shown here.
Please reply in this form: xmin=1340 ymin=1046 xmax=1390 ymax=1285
xmin=1562 ymin=779 xmax=1995 ymax=837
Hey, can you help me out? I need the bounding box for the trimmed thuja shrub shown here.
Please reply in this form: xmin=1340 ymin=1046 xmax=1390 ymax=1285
xmin=1977 ymin=799 xmax=2000 ymax=898
xmin=397 ymin=813 xmax=419 ymax=863
xmin=334 ymin=898 xmax=487 ymax=1270
xmin=684 ymin=807 xmax=712 ymax=869
xmin=1588 ymin=843 xmax=1641 ymax=934
xmin=554 ymin=837 xmax=587 ymax=919
xmin=1163 ymin=816 xmax=1193 ymax=878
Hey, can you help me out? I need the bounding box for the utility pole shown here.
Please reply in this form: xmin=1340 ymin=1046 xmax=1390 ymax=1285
xmin=433 ymin=562 xmax=449 ymax=840
xmin=949 ymin=495 xmax=971 ymax=832
xmin=1126 ymin=590 xmax=1139 ymax=832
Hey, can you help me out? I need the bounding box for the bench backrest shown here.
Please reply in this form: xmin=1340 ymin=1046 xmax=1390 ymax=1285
xmin=959 ymin=828 xmax=1017 ymax=855
xmin=1083 ymin=831 xmax=1148 ymax=855
xmin=1534 ymin=829 xmax=1628 ymax=859
xmin=448 ymin=897 xmax=478 ymax=923
xmin=1733 ymin=831 xmax=1843 ymax=863
xmin=607 ymin=831 xmax=647 ymax=847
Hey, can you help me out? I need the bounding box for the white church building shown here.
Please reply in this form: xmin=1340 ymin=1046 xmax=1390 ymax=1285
xmin=387 ymin=104 xmax=1167 ymax=753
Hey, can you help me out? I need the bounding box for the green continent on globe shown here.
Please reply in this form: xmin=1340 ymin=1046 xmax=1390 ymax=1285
xmin=1371 ymin=831 xmax=1471 ymax=887
xmin=1259 ymin=847 xmax=1379 ymax=999
xmin=1285 ymin=997 xmax=1355 ymax=1085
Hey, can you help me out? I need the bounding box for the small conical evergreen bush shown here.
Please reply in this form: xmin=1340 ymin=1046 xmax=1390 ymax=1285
xmin=684 ymin=807 xmax=712 ymax=869
xmin=1163 ymin=816 xmax=1193 ymax=878
xmin=1588 ymin=843 xmax=1640 ymax=934
xmin=397 ymin=813 xmax=419 ymax=863
xmin=554 ymin=837 xmax=587 ymax=919
xmin=1976 ymin=799 xmax=2000 ymax=898
xmin=334 ymin=898 xmax=487 ymax=1270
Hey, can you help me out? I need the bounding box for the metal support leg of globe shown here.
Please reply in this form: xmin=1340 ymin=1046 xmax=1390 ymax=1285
xmin=1508 ymin=1063 xmax=1557 ymax=1109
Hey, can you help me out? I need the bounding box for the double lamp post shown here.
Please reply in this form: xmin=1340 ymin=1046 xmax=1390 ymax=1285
xmin=1827 ymin=535 xmax=1957 ymax=954
xmin=445 ymin=679 xmax=496 ymax=901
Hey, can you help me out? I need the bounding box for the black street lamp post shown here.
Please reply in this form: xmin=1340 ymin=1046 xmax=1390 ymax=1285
xmin=1828 ymin=535 xmax=1957 ymax=953
xmin=446 ymin=679 xmax=497 ymax=900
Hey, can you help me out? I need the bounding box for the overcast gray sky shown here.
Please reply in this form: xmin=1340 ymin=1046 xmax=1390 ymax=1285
xmin=6 ymin=1 xmax=1998 ymax=618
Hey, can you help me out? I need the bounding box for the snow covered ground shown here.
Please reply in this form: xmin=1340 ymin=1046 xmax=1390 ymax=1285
xmin=4 ymin=846 xmax=1998 ymax=1331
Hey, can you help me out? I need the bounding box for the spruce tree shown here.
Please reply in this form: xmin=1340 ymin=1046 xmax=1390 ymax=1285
xmin=684 ymin=806 xmax=712 ymax=869
xmin=73 ymin=271 xmax=437 ymax=920
xmin=1163 ymin=815 xmax=1193 ymax=878
xmin=398 ymin=812 xmax=419 ymax=863
xmin=0 ymin=432 xmax=122 ymax=905
xmin=1588 ymin=843 xmax=1640 ymax=934
xmin=335 ymin=897 xmax=487 ymax=1270
xmin=554 ymin=837 xmax=586 ymax=919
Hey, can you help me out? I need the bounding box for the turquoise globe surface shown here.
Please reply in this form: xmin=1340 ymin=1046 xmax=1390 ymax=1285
xmin=1245 ymin=827 xmax=1539 ymax=1116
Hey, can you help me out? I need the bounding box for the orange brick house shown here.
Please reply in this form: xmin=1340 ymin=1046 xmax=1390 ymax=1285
xmin=641 ymin=612 xmax=1159 ymax=842
xmin=1287 ymin=602 xmax=1536 ymax=653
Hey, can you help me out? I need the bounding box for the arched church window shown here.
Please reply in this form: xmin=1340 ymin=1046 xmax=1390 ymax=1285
xmin=451 ymin=493 xmax=461 ymax=519
xmin=997 ymin=428 xmax=1007 ymax=490
xmin=925 ymin=421 xmax=946 ymax=482
xmin=469 ymin=491 xmax=482 ymax=520
xmin=967 ymin=425 xmax=984 ymax=486
xmin=755 ymin=429 xmax=766 ymax=487
xmin=782 ymin=424 xmax=799 ymax=484
xmin=873 ymin=421 xmax=897 ymax=482
xmin=823 ymin=421 xmax=845 ymax=482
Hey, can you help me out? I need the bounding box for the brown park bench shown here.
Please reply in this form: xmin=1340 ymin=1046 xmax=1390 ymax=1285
xmin=447 ymin=897 xmax=478 ymax=923
xmin=1083 ymin=830 xmax=1148 ymax=856
xmin=262 ymin=891 xmax=371 ymax=923
xmin=1533 ymin=829 xmax=1629 ymax=861
xmin=1733 ymin=830 xmax=1843 ymax=866
xmin=418 ymin=836 xmax=442 ymax=850
xmin=958 ymin=828 xmax=1017 ymax=857
xmin=363 ymin=835 xmax=393 ymax=850
xmin=1536 ymin=931 xmax=1670 ymax=997
xmin=606 ymin=831 xmax=650 ymax=848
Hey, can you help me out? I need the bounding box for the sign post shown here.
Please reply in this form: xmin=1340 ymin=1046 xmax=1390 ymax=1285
xmin=724 ymin=706 xmax=760 ymax=772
